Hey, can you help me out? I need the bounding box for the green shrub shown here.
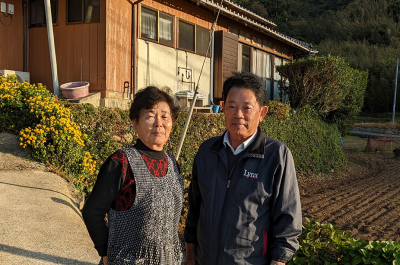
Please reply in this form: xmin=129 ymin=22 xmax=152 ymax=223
xmin=289 ymin=218 xmax=400 ymax=265
xmin=277 ymin=55 xmax=368 ymax=135
xmin=45 ymin=101 xmax=347 ymax=186
xmin=260 ymin=106 xmax=346 ymax=175
xmin=265 ymin=100 xmax=291 ymax=120
xmin=1 ymin=75 xmax=347 ymax=191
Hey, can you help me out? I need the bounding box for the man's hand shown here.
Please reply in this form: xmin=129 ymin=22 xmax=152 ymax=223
xmin=184 ymin=243 xmax=196 ymax=265
xmin=102 ymin=256 xmax=108 ymax=265
xmin=271 ymin=260 xmax=285 ymax=265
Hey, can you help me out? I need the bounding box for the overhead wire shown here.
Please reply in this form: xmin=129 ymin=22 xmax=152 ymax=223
xmin=175 ymin=0 xmax=225 ymax=160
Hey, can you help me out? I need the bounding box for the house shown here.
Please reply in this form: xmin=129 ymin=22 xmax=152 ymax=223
xmin=0 ymin=0 xmax=315 ymax=110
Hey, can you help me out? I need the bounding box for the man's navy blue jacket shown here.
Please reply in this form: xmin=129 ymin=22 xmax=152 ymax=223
xmin=184 ymin=128 xmax=302 ymax=264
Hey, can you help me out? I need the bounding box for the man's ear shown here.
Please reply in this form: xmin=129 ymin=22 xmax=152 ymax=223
xmin=221 ymin=101 xmax=225 ymax=111
xmin=259 ymin=106 xmax=268 ymax=122
xmin=132 ymin=119 xmax=138 ymax=129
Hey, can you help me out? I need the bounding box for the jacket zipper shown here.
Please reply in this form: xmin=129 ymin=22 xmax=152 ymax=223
xmin=215 ymin=175 xmax=232 ymax=264
xmin=215 ymin=155 xmax=246 ymax=264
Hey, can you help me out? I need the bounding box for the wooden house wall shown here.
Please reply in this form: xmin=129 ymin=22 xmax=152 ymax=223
xmin=28 ymin=0 xmax=106 ymax=94
xmin=213 ymin=31 xmax=238 ymax=100
xmin=0 ymin=0 xmax=24 ymax=72
xmin=104 ymin=0 xmax=131 ymax=98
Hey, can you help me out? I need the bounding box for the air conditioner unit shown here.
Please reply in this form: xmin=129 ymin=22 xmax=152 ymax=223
xmin=0 ymin=70 xmax=30 ymax=83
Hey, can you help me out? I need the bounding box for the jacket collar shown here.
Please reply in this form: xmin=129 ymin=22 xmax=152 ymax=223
xmin=211 ymin=127 xmax=265 ymax=158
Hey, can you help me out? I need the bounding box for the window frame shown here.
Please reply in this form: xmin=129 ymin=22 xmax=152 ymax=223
xmin=66 ymin=0 xmax=101 ymax=25
xmin=253 ymin=36 xmax=262 ymax=47
xmin=177 ymin=18 xmax=196 ymax=53
xmin=239 ymin=30 xmax=251 ymax=43
xmin=238 ymin=43 xmax=252 ymax=73
xmin=195 ymin=24 xmax=211 ymax=57
xmin=29 ymin=0 xmax=59 ymax=28
xmin=228 ymin=25 xmax=239 ymax=36
xmin=140 ymin=6 xmax=159 ymax=42
xmin=176 ymin=18 xmax=211 ymax=57
xmin=158 ymin=11 xmax=175 ymax=47
xmin=140 ymin=5 xmax=175 ymax=48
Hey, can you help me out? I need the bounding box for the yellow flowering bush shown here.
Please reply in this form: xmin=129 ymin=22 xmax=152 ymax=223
xmin=75 ymin=152 xmax=97 ymax=191
xmin=1 ymin=74 xmax=97 ymax=193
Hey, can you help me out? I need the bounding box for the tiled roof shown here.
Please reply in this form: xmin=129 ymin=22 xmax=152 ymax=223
xmin=194 ymin=0 xmax=317 ymax=53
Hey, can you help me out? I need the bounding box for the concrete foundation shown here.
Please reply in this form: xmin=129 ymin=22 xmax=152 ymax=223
xmin=100 ymin=98 xmax=132 ymax=110
xmin=58 ymin=91 xmax=102 ymax=107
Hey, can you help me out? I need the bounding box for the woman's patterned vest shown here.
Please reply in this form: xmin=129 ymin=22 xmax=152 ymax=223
xmin=100 ymin=147 xmax=184 ymax=265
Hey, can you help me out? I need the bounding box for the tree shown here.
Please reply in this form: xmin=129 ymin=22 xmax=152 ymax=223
xmin=277 ymin=55 xmax=368 ymax=135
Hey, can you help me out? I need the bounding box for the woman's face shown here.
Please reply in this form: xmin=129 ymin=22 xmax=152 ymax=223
xmin=132 ymin=101 xmax=172 ymax=151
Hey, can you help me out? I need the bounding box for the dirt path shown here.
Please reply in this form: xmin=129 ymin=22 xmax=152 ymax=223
xmin=300 ymin=137 xmax=400 ymax=242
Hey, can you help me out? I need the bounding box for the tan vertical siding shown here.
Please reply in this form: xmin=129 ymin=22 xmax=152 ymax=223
xmin=104 ymin=0 xmax=131 ymax=96
xmin=89 ymin=23 xmax=98 ymax=91
xmin=28 ymin=0 xmax=106 ymax=93
xmin=98 ymin=0 xmax=107 ymax=96
xmin=0 ymin=0 xmax=24 ymax=71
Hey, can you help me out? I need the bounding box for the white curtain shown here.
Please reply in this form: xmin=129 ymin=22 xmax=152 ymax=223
xmin=256 ymin=50 xmax=266 ymax=78
xmin=266 ymin=53 xmax=271 ymax=79
xmin=159 ymin=14 xmax=172 ymax=43
xmin=238 ymin=43 xmax=243 ymax=71
xmin=142 ymin=9 xmax=157 ymax=40
xmin=252 ymin=49 xmax=257 ymax=75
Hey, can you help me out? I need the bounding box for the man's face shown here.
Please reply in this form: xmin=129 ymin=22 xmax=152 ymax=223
xmin=222 ymin=87 xmax=268 ymax=143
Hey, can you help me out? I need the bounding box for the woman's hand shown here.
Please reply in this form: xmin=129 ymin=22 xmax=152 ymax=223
xmin=102 ymin=256 xmax=108 ymax=265
xmin=184 ymin=243 xmax=196 ymax=265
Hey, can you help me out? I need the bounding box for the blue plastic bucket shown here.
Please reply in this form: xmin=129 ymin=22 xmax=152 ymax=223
xmin=212 ymin=105 xmax=220 ymax=113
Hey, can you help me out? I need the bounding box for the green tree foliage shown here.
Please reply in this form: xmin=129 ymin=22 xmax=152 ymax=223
xmin=277 ymin=56 xmax=368 ymax=134
xmin=232 ymin=0 xmax=400 ymax=113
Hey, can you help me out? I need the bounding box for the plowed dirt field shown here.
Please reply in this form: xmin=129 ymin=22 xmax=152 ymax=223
xmin=300 ymin=136 xmax=400 ymax=242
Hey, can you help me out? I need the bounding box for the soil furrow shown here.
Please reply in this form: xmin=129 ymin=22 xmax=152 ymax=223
xmin=301 ymin=137 xmax=400 ymax=243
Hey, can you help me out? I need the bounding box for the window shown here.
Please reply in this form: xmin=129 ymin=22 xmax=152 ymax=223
xmin=196 ymin=26 xmax=210 ymax=55
xmin=263 ymin=40 xmax=273 ymax=50
xmin=178 ymin=20 xmax=195 ymax=51
xmin=67 ymin=0 xmax=100 ymax=24
xmin=177 ymin=20 xmax=210 ymax=55
xmin=239 ymin=30 xmax=251 ymax=42
xmin=238 ymin=43 xmax=251 ymax=73
xmin=141 ymin=7 xmax=174 ymax=46
xmin=253 ymin=36 xmax=262 ymax=47
xmin=275 ymin=45 xmax=283 ymax=54
xmin=29 ymin=0 xmax=58 ymax=27
xmin=141 ymin=7 xmax=157 ymax=40
xmin=159 ymin=13 xmax=174 ymax=44
xmin=228 ymin=25 xmax=238 ymax=36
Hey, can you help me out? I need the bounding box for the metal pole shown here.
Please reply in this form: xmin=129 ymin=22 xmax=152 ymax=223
xmin=393 ymin=58 xmax=399 ymax=124
xmin=175 ymin=0 xmax=224 ymax=160
xmin=44 ymin=0 xmax=59 ymax=95
xmin=23 ymin=0 xmax=27 ymax=72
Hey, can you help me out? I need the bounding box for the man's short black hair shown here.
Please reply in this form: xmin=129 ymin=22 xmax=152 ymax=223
xmin=129 ymin=86 xmax=179 ymax=122
xmin=222 ymin=72 xmax=266 ymax=107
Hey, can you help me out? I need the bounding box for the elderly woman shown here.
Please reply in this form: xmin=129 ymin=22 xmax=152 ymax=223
xmin=82 ymin=86 xmax=183 ymax=265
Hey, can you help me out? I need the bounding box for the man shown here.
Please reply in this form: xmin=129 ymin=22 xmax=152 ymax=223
xmin=184 ymin=72 xmax=302 ymax=265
